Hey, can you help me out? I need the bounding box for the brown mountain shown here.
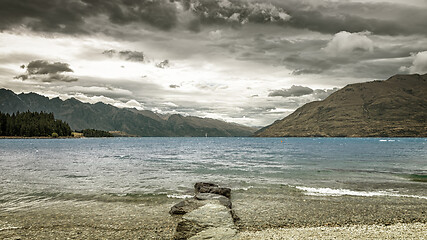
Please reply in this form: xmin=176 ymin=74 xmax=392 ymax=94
xmin=255 ymin=74 xmax=427 ymax=137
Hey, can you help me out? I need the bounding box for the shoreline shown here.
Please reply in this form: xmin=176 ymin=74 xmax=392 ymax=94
xmin=0 ymin=136 xmax=80 ymax=139
xmin=1 ymin=188 xmax=426 ymax=239
xmin=1 ymin=136 xmax=427 ymax=139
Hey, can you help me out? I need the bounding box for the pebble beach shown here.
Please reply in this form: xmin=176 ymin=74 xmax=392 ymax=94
xmin=1 ymin=186 xmax=426 ymax=239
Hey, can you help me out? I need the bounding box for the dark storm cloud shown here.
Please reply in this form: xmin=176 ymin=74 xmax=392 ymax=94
xmin=185 ymin=0 xmax=290 ymax=30
xmin=26 ymin=60 xmax=73 ymax=74
xmin=0 ymin=0 xmax=178 ymax=33
xmin=0 ymin=0 xmax=88 ymax=34
xmin=182 ymin=0 xmax=427 ymax=35
xmin=15 ymin=73 xmax=78 ymax=82
xmin=267 ymin=86 xmax=338 ymax=108
xmin=169 ymin=84 xmax=180 ymax=88
xmin=268 ymin=85 xmax=314 ymax=97
xmin=1 ymin=0 xmax=425 ymax=36
xmin=94 ymin=0 xmax=177 ymax=30
xmin=280 ymin=30 xmax=410 ymax=77
xmin=156 ymin=60 xmax=170 ymax=69
xmin=15 ymin=60 xmax=78 ymax=82
xmin=102 ymin=49 xmax=117 ymax=57
xmin=102 ymin=49 xmax=146 ymax=62
xmin=272 ymin=0 xmax=427 ymax=36
xmin=118 ymin=50 xmax=146 ymax=62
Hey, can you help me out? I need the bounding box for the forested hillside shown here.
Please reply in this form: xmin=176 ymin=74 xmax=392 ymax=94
xmin=0 ymin=111 xmax=71 ymax=137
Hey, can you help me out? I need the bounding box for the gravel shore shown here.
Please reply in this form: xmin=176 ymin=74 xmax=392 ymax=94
xmin=237 ymin=223 xmax=427 ymax=239
xmin=0 ymin=196 xmax=179 ymax=239
xmin=1 ymin=186 xmax=426 ymax=239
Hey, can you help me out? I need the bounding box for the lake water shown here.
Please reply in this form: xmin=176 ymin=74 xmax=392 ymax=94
xmin=0 ymin=137 xmax=426 ymax=208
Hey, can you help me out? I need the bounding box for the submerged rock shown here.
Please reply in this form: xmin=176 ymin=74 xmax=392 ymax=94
xmin=194 ymin=182 xmax=218 ymax=192
xmin=195 ymin=182 xmax=231 ymax=199
xmin=195 ymin=193 xmax=232 ymax=209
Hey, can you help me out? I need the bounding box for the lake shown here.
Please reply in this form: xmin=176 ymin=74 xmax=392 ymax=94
xmin=0 ymin=137 xmax=426 ymax=208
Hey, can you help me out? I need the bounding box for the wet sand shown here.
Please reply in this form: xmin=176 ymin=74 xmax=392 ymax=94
xmin=1 ymin=187 xmax=426 ymax=239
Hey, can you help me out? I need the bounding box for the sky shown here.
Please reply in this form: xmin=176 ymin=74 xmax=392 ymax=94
xmin=0 ymin=0 xmax=426 ymax=127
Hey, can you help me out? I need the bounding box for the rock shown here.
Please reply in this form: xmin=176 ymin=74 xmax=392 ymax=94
xmin=230 ymin=209 xmax=240 ymax=222
xmin=183 ymin=203 xmax=235 ymax=229
xmin=174 ymin=204 xmax=235 ymax=239
xmin=194 ymin=183 xmax=231 ymax=199
xmin=195 ymin=193 xmax=232 ymax=209
xmin=188 ymin=227 xmax=238 ymax=240
xmin=173 ymin=183 xmax=237 ymax=239
xmin=174 ymin=220 xmax=205 ymax=239
xmin=200 ymin=187 xmax=231 ymax=199
xmin=170 ymin=198 xmax=206 ymax=215
xmin=194 ymin=182 xmax=218 ymax=192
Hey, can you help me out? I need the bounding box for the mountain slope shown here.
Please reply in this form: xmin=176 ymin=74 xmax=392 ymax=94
xmin=166 ymin=114 xmax=256 ymax=137
xmin=0 ymin=89 xmax=256 ymax=137
xmin=255 ymin=74 xmax=427 ymax=137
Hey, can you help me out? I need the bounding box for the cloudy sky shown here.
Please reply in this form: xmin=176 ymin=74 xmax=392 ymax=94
xmin=1 ymin=0 xmax=426 ymax=126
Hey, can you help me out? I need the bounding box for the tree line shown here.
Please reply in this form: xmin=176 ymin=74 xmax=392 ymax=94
xmin=80 ymin=129 xmax=113 ymax=137
xmin=0 ymin=111 xmax=72 ymax=137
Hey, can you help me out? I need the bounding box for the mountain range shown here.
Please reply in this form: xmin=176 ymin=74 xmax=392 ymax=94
xmin=256 ymin=74 xmax=427 ymax=137
xmin=2 ymin=73 xmax=426 ymax=138
xmin=0 ymin=89 xmax=256 ymax=137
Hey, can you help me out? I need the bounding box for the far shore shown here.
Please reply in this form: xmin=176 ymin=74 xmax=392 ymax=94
xmin=1 ymin=135 xmax=427 ymax=139
xmin=0 ymin=136 xmax=80 ymax=139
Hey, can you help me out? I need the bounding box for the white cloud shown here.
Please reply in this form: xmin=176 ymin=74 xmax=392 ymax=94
xmin=268 ymin=108 xmax=295 ymax=113
xmin=409 ymin=51 xmax=427 ymax=73
xmin=121 ymin=99 xmax=144 ymax=110
xmin=66 ymin=86 xmax=133 ymax=98
xmin=208 ymin=30 xmax=222 ymax=40
xmin=323 ymin=31 xmax=374 ymax=56
xmin=56 ymin=92 xmax=144 ymax=110
xmin=162 ymin=102 xmax=178 ymax=107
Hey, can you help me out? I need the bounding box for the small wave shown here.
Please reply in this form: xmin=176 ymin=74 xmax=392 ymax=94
xmin=295 ymin=186 xmax=427 ymax=200
xmin=62 ymin=174 xmax=89 ymax=179
xmin=234 ymin=186 xmax=254 ymax=191
xmin=114 ymin=155 xmax=131 ymax=159
xmin=167 ymin=194 xmax=193 ymax=199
